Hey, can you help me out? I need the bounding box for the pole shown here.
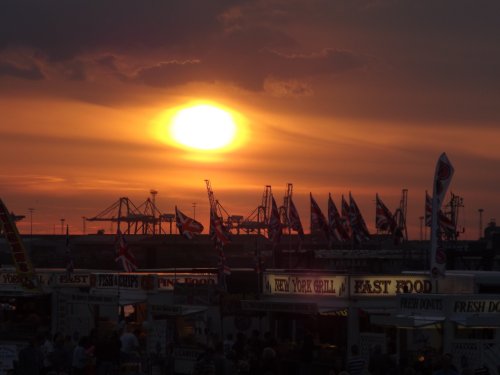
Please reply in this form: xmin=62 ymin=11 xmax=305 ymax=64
xmin=478 ymin=208 xmax=484 ymax=239
xmin=82 ymin=217 xmax=86 ymax=235
xmin=419 ymin=216 xmax=424 ymax=241
xmin=28 ymin=208 xmax=34 ymax=236
xmin=60 ymin=219 xmax=65 ymax=235
xmin=192 ymin=202 xmax=197 ymax=220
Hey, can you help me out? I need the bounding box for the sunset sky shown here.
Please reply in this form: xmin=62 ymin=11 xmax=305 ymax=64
xmin=1 ymin=0 xmax=499 ymax=239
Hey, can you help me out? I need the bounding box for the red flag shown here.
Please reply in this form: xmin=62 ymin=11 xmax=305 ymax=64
xmin=115 ymin=231 xmax=137 ymax=273
xmin=288 ymin=197 xmax=304 ymax=238
xmin=210 ymin=208 xmax=230 ymax=246
xmin=310 ymin=193 xmax=329 ymax=239
xmin=349 ymin=193 xmax=370 ymax=242
xmin=176 ymin=206 xmax=204 ymax=239
xmin=328 ymin=194 xmax=350 ymax=242
xmin=268 ymin=196 xmax=282 ymax=244
xmin=375 ymin=194 xmax=397 ymax=233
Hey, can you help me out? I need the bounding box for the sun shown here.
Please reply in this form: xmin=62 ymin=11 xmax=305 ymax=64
xmin=170 ymin=105 xmax=237 ymax=150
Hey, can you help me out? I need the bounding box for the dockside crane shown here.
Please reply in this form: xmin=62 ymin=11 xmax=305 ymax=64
xmin=86 ymin=192 xmax=174 ymax=235
xmin=240 ymin=185 xmax=273 ymax=235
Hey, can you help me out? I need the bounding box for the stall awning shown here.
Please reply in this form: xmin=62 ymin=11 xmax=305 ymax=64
xmin=241 ymin=299 xmax=318 ymax=314
xmin=150 ymin=304 xmax=207 ymax=317
xmin=451 ymin=315 xmax=500 ymax=328
xmin=370 ymin=314 xmax=445 ymax=328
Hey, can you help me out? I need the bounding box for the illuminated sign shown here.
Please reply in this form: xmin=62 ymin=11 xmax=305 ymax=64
xmin=157 ymin=274 xmax=217 ymax=291
xmin=350 ymin=276 xmax=435 ymax=297
xmin=92 ymin=274 xmax=141 ymax=290
xmin=263 ymin=273 xmax=348 ymax=297
xmin=54 ymin=273 xmax=90 ymax=287
xmin=399 ymin=295 xmax=445 ymax=315
xmin=0 ymin=271 xmax=51 ymax=289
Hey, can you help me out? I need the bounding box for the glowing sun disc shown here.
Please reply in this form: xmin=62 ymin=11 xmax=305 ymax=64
xmin=170 ymin=105 xmax=237 ymax=150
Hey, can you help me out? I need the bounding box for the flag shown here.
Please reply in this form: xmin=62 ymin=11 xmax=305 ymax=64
xmin=375 ymin=194 xmax=397 ymax=233
xmin=425 ymin=191 xmax=432 ymax=226
xmin=115 ymin=231 xmax=137 ymax=273
xmin=175 ymin=206 xmax=204 ymax=239
xmin=430 ymin=152 xmax=454 ymax=278
xmin=341 ymin=195 xmax=352 ymax=237
xmin=210 ymin=208 xmax=230 ymax=246
xmin=287 ymin=197 xmax=304 ymax=239
xmin=310 ymin=193 xmax=329 ymax=239
xmin=349 ymin=193 xmax=370 ymax=243
xmin=433 ymin=153 xmax=454 ymax=209
xmin=268 ymin=196 xmax=282 ymax=244
xmin=65 ymin=225 xmax=74 ymax=278
xmin=218 ymin=247 xmax=231 ymax=275
xmin=328 ymin=194 xmax=350 ymax=242
xmin=425 ymin=191 xmax=456 ymax=236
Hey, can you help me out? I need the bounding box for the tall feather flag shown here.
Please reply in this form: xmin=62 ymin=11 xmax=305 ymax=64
xmin=328 ymin=194 xmax=350 ymax=242
xmin=425 ymin=191 xmax=456 ymax=237
xmin=287 ymin=197 xmax=304 ymax=239
xmin=310 ymin=193 xmax=329 ymax=240
xmin=349 ymin=193 xmax=371 ymax=243
xmin=65 ymin=225 xmax=74 ymax=278
xmin=375 ymin=194 xmax=397 ymax=233
xmin=430 ymin=152 xmax=454 ymax=278
xmin=268 ymin=196 xmax=282 ymax=244
xmin=115 ymin=230 xmax=138 ymax=273
xmin=175 ymin=206 xmax=204 ymax=239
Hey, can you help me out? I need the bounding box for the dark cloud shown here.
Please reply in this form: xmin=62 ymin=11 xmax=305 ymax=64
xmin=0 ymin=60 xmax=44 ymax=80
xmin=0 ymin=0 xmax=243 ymax=61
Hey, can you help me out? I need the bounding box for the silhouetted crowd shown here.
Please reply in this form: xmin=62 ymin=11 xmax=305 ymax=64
xmin=10 ymin=328 xmax=497 ymax=375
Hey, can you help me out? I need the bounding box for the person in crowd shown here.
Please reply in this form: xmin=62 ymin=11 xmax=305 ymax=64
xmin=40 ymin=332 xmax=54 ymax=374
xmin=17 ymin=337 xmax=43 ymax=375
xmin=96 ymin=331 xmax=121 ymax=375
xmin=346 ymin=345 xmax=365 ymax=375
xmin=433 ymin=353 xmax=459 ymax=375
xmin=120 ymin=327 xmax=140 ymax=363
xmin=72 ymin=336 xmax=90 ymax=375
xmin=299 ymin=332 xmax=315 ymax=375
xmin=223 ymin=333 xmax=235 ymax=359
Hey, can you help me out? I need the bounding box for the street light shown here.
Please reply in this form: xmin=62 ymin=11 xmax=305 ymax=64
xmin=60 ymin=218 xmax=65 ymax=235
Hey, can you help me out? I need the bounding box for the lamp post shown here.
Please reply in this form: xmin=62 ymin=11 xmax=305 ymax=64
xmin=478 ymin=208 xmax=484 ymax=239
xmin=192 ymin=202 xmax=197 ymax=220
xmin=60 ymin=218 xmax=65 ymax=235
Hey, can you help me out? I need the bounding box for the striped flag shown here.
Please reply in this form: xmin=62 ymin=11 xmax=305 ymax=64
xmin=328 ymin=194 xmax=350 ymax=242
xmin=210 ymin=208 xmax=230 ymax=246
xmin=341 ymin=195 xmax=352 ymax=238
xmin=287 ymin=197 xmax=304 ymax=239
xmin=310 ymin=193 xmax=329 ymax=239
xmin=375 ymin=194 xmax=397 ymax=233
xmin=349 ymin=193 xmax=370 ymax=243
xmin=175 ymin=206 xmax=204 ymax=239
xmin=268 ymin=196 xmax=282 ymax=244
xmin=115 ymin=231 xmax=137 ymax=273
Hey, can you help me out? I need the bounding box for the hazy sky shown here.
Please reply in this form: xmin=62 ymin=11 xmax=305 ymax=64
xmin=1 ymin=0 xmax=499 ymax=238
